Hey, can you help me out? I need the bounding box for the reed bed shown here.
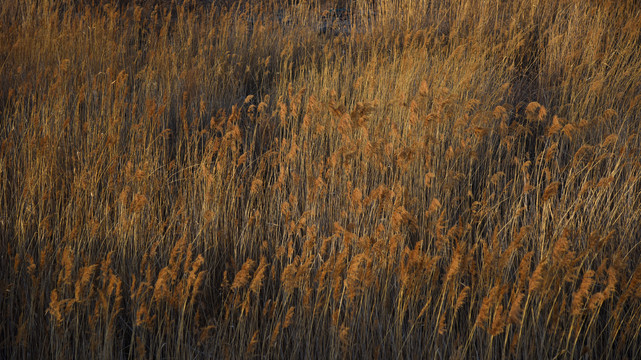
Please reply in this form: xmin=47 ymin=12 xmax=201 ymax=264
xmin=1 ymin=0 xmax=641 ymax=358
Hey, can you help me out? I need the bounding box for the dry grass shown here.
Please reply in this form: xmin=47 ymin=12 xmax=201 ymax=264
xmin=1 ymin=0 xmax=641 ymax=358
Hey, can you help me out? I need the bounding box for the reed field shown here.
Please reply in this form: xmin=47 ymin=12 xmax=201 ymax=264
xmin=2 ymin=0 xmax=641 ymax=358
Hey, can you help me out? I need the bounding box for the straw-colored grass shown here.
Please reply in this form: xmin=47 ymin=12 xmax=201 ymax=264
xmin=1 ymin=0 xmax=641 ymax=358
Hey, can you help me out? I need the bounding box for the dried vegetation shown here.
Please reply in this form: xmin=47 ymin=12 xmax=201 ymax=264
xmin=1 ymin=0 xmax=641 ymax=358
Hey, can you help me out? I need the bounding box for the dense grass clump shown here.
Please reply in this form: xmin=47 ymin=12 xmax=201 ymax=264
xmin=1 ymin=0 xmax=641 ymax=358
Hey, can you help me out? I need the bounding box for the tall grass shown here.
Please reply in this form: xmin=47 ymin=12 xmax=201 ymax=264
xmin=1 ymin=0 xmax=641 ymax=358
